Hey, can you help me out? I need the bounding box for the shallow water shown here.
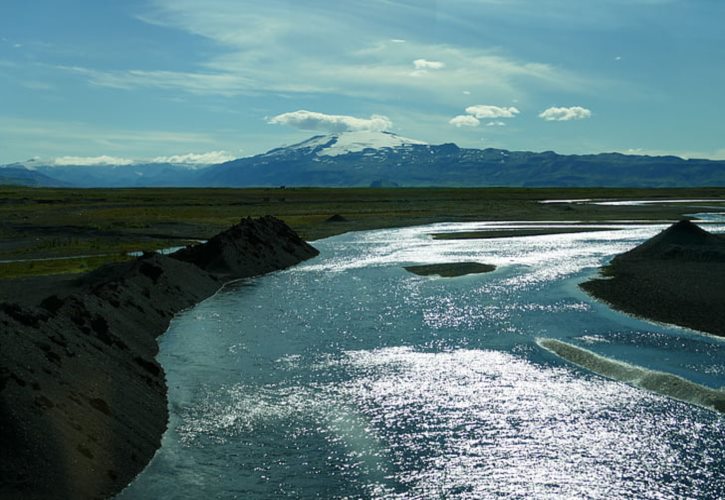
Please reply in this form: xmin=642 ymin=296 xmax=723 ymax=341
xmin=120 ymin=219 xmax=725 ymax=499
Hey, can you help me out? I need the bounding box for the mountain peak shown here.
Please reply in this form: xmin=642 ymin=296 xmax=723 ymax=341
xmin=280 ymin=131 xmax=428 ymax=157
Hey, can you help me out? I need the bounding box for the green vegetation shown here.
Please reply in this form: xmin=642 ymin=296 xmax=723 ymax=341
xmin=1 ymin=186 xmax=724 ymax=279
xmin=0 ymin=254 xmax=132 ymax=280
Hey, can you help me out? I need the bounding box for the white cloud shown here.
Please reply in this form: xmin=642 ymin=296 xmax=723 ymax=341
xmin=268 ymin=110 xmax=393 ymax=133
xmin=465 ymin=105 xmax=520 ymax=118
xmin=53 ymin=155 xmax=134 ymax=166
xmin=539 ymin=106 xmax=592 ymax=121
xmin=449 ymin=115 xmax=481 ymax=128
xmin=151 ymin=151 xmax=236 ymax=164
xmin=413 ymin=59 xmax=445 ymax=70
xmin=486 ymin=121 xmax=506 ymax=127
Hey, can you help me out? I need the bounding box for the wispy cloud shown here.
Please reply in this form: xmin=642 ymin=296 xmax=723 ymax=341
xmin=61 ymin=44 xmax=578 ymax=103
xmin=268 ymin=110 xmax=392 ymax=133
xmin=93 ymin=0 xmax=589 ymax=104
xmin=539 ymin=106 xmax=592 ymax=121
xmin=0 ymin=117 xmax=216 ymax=144
xmin=61 ymin=66 xmax=255 ymax=97
xmin=0 ymin=116 xmax=220 ymax=162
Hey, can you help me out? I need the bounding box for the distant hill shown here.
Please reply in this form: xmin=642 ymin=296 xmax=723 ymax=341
xmin=0 ymin=166 xmax=69 ymax=187
xmin=4 ymin=132 xmax=725 ymax=188
xmin=0 ymin=160 xmax=206 ymax=188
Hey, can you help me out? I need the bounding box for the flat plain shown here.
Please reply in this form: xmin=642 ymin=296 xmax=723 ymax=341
xmin=1 ymin=186 xmax=725 ymax=280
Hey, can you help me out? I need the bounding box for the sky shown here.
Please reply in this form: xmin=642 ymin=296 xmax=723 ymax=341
xmin=1 ymin=0 xmax=724 ymax=164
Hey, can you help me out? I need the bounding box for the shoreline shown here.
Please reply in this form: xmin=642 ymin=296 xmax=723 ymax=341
xmin=3 ymin=197 xmax=724 ymax=497
xmin=0 ymin=217 xmax=318 ymax=499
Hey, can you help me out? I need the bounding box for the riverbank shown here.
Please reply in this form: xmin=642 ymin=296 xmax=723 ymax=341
xmin=581 ymin=220 xmax=725 ymax=338
xmin=0 ymin=216 xmax=318 ymax=499
xmin=2 ymin=187 xmax=724 ymax=280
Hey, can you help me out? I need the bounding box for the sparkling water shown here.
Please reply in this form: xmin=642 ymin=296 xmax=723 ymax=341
xmin=120 ymin=219 xmax=725 ymax=499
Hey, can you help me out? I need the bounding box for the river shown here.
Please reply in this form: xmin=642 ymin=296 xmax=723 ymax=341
xmin=119 ymin=218 xmax=725 ymax=499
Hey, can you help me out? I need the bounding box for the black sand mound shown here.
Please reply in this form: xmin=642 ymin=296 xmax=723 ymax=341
xmin=0 ymin=216 xmax=318 ymax=499
xmin=615 ymin=219 xmax=725 ymax=262
xmin=582 ymin=220 xmax=725 ymax=337
xmin=325 ymin=214 xmax=348 ymax=223
xmin=405 ymin=262 xmax=496 ymax=277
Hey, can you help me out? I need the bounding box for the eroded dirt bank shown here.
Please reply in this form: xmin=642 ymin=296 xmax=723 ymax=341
xmin=0 ymin=216 xmax=318 ymax=499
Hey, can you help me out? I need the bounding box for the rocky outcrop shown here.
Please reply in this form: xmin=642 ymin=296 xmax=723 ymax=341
xmin=581 ymin=220 xmax=725 ymax=337
xmin=0 ymin=216 xmax=318 ymax=499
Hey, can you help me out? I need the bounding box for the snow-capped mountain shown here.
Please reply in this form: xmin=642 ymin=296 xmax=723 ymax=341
xmin=272 ymin=131 xmax=428 ymax=157
xmin=198 ymin=131 xmax=448 ymax=187
xmin=199 ymin=132 xmax=725 ymax=188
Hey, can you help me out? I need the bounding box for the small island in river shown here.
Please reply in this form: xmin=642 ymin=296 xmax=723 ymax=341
xmin=581 ymin=220 xmax=725 ymax=337
xmin=405 ymin=262 xmax=496 ymax=277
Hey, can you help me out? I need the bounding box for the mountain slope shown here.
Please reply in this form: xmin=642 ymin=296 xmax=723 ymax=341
xmin=199 ymin=132 xmax=725 ymax=188
xmin=0 ymin=161 xmax=209 ymax=188
xmin=6 ymin=132 xmax=725 ymax=188
xmin=0 ymin=166 xmax=69 ymax=187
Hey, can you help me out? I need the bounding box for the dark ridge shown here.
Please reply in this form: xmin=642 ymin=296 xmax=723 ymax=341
xmin=0 ymin=216 xmax=318 ymax=499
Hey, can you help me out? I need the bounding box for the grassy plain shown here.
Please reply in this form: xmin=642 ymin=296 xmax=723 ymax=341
xmin=1 ymin=186 xmax=725 ymax=279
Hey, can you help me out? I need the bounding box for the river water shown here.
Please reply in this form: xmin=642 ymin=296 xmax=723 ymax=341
xmin=120 ymin=219 xmax=725 ymax=499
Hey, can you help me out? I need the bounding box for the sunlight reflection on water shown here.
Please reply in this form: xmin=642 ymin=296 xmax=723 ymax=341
xmin=120 ymin=218 xmax=725 ymax=499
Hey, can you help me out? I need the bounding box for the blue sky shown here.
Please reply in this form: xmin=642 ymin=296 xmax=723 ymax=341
xmin=1 ymin=0 xmax=724 ymax=164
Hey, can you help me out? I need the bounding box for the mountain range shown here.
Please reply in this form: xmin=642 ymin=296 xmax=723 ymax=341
xmin=3 ymin=131 xmax=725 ymax=188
